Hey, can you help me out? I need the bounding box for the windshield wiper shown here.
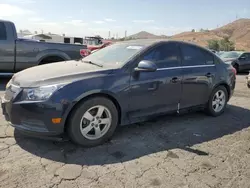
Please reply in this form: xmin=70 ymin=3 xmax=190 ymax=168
xmin=82 ymin=60 xmax=103 ymax=68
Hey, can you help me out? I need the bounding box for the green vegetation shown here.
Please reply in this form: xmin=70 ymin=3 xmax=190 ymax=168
xmin=200 ymin=28 xmax=210 ymax=32
xmin=207 ymin=37 xmax=235 ymax=51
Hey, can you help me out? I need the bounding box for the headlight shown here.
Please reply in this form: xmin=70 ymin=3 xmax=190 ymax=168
xmin=22 ymin=83 xmax=68 ymax=101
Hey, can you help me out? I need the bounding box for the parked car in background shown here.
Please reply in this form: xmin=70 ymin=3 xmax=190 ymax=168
xmin=246 ymin=72 xmax=250 ymax=88
xmin=218 ymin=51 xmax=250 ymax=73
xmin=1 ymin=39 xmax=236 ymax=147
xmin=0 ymin=20 xmax=88 ymax=75
xmin=83 ymin=36 xmax=113 ymax=52
xmin=209 ymin=49 xmax=217 ymax=53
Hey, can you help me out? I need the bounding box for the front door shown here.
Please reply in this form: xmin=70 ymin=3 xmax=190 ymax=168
xmin=0 ymin=22 xmax=15 ymax=73
xmin=179 ymin=43 xmax=216 ymax=109
xmin=128 ymin=42 xmax=182 ymax=121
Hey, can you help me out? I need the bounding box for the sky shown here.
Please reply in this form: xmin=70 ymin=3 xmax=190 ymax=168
xmin=0 ymin=0 xmax=250 ymax=38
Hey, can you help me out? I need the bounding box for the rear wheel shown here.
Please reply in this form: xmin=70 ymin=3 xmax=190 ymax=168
xmin=68 ymin=97 xmax=118 ymax=147
xmin=206 ymin=86 xmax=228 ymax=116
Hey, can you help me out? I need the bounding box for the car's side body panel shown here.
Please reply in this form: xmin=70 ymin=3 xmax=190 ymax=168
xmin=1 ymin=40 xmax=236 ymax=140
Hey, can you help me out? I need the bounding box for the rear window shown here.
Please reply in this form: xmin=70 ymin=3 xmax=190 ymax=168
xmin=180 ymin=44 xmax=206 ymax=66
xmin=203 ymin=50 xmax=214 ymax=65
xmin=0 ymin=22 xmax=7 ymax=40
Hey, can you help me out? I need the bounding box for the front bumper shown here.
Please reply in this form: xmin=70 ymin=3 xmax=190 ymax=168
xmin=1 ymin=96 xmax=66 ymax=140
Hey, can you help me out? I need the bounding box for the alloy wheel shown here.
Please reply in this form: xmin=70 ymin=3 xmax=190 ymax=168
xmin=212 ymin=90 xmax=226 ymax=113
xmin=80 ymin=105 xmax=112 ymax=140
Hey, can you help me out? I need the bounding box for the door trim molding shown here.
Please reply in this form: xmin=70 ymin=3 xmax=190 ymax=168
xmin=157 ymin=64 xmax=215 ymax=71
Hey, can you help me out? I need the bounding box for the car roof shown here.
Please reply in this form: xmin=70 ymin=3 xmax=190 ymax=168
xmin=115 ymin=39 xmax=213 ymax=53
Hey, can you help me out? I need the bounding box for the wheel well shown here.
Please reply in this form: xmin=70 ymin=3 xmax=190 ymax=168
xmin=39 ymin=56 xmax=65 ymax=65
xmin=64 ymin=93 xmax=122 ymax=132
xmin=217 ymin=83 xmax=231 ymax=100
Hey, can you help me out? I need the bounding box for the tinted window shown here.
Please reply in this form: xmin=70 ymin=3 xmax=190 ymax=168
xmin=142 ymin=43 xmax=181 ymax=68
xmin=247 ymin=53 xmax=250 ymax=60
xmin=241 ymin=53 xmax=250 ymax=60
xmin=203 ymin=51 xmax=214 ymax=65
xmin=181 ymin=44 xmax=206 ymax=66
xmin=0 ymin=23 xmax=7 ymax=40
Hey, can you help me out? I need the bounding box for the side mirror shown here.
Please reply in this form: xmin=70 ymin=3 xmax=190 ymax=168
xmin=134 ymin=60 xmax=157 ymax=72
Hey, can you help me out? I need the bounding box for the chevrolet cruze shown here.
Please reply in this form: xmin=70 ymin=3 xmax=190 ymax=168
xmin=1 ymin=40 xmax=236 ymax=147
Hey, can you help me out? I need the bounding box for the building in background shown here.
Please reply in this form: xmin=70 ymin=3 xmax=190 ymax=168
xmin=17 ymin=32 xmax=84 ymax=44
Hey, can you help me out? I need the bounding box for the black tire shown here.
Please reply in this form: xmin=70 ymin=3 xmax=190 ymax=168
xmin=68 ymin=97 xmax=118 ymax=147
xmin=206 ymin=86 xmax=228 ymax=117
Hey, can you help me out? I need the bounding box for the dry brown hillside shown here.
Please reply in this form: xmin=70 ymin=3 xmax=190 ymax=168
xmin=128 ymin=19 xmax=250 ymax=51
xmin=172 ymin=18 xmax=250 ymax=51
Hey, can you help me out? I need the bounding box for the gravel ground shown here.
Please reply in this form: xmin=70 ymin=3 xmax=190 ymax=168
xmin=0 ymin=75 xmax=250 ymax=188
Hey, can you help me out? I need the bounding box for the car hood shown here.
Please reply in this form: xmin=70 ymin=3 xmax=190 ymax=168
xmin=11 ymin=60 xmax=115 ymax=87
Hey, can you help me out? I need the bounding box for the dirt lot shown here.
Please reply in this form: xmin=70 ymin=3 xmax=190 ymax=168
xmin=0 ymin=75 xmax=250 ymax=188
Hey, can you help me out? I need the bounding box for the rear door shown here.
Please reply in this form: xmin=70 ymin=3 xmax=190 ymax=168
xmin=128 ymin=42 xmax=182 ymax=120
xmin=179 ymin=43 xmax=216 ymax=109
xmin=0 ymin=22 xmax=15 ymax=73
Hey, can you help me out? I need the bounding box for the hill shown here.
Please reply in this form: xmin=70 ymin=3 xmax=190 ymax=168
xmin=128 ymin=19 xmax=250 ymax=51
xmin=128 ymin=31 xmax=168 ymax=39
xmin=172 ymin=18 xmax=250 ymax=51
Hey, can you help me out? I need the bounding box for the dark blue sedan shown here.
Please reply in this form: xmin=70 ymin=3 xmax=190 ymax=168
xmin=1 ymin=39 xmax=236 ymax=147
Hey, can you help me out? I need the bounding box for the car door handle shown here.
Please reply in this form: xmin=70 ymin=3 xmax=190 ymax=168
xmin=171 ymin=77 xmax=180 ymax=83
xmin=148 ymin=82 xmax=159 ymax=91
xmin=205 ymin=73 xmax=212 ymax=77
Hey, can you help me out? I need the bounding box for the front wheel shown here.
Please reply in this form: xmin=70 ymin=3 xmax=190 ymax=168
xmin=68 ymin=97 xmax=118 ymax=147
xmin=206 ymin=86 xmax=228 ymax=116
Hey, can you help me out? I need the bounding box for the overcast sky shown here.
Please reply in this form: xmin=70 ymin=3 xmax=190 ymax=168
xmin=0 ymin=0 xmax=250 ymax=38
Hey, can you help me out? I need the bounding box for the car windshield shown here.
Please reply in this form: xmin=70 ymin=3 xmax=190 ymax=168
xmin=82 ymin=43 xmax=145 ymax=66
xmin=219 ymin=51 xmax=243 ymax=59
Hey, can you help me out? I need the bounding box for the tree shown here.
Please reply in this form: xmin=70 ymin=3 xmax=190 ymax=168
xmin=191 ymin=29 xmax=195 ymax=32
xmin=207 ymin=37 xmax=235 ymax=51
xmin=207 ymin=39 xmax=220 ymax=51
xmin=218 ymin=37 xmax=235 ymax=51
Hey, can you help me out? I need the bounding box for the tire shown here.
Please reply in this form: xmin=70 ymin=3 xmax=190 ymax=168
xmin=68 ymin=97 xmax=118 ymax=147
xmin=206 ymin=86 xmax=228 ymax=117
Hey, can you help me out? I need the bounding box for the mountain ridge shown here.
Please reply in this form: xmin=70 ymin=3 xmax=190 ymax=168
xmin=128 ymin=18 xmax=250 ymax=50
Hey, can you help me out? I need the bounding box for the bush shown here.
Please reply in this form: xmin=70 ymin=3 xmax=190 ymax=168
xmin=207 ymin=40 xmax=220 ymax=51
xmin=207 ymin=37 xmax=235 ymax=51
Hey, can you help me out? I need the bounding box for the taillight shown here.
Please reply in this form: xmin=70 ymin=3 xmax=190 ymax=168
xmin=80 ymin=49 xmax=91 ymax=57
xmin=232 ymin=67 xmax=237 ymax=76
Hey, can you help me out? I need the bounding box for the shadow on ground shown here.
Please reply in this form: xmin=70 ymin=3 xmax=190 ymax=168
xmin=14 ymin=104 xmax=250 ymax=166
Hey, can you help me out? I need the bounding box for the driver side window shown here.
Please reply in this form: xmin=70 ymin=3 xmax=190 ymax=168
xmin=142 ymin=43 xmax=181 ymax=68
xmin=241 ymin=53 xmax=250 ymax=60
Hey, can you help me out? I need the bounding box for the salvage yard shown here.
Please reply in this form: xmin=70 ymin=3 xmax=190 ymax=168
xmin=0 ymin=75 xmax=250 ymax=188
